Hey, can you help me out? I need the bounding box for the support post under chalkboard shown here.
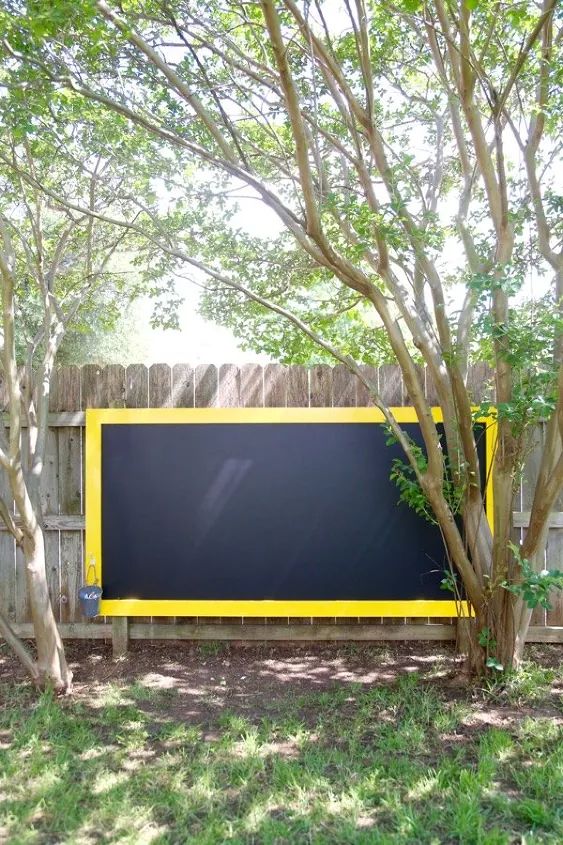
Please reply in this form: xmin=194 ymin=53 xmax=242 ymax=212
xmin=456 ymin=617 xmax=473 ymax=656
xmin=112 ymin=617 xmax=129 ymax=658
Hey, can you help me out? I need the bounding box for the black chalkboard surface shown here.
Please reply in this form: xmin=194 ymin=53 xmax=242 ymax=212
xmin=99 ymin=420 xmax=486 ymax=605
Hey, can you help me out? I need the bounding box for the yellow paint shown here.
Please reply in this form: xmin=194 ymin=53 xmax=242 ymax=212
xmin=100 ymin=599 xmax=469 ymax=617
xmin=85 ymin=406 xmax=495 ymax=618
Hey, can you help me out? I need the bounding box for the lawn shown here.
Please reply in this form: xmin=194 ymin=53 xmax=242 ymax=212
xmin=0 ymin=642 xmax=561 ymax=844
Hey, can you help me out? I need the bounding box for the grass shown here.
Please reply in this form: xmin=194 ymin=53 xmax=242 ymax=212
xmin=0 ymin=657 xmax=561 ymax=844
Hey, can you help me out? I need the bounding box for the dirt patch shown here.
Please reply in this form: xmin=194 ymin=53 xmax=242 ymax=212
xmin=1 ymin=640 xmax=561 ymax=727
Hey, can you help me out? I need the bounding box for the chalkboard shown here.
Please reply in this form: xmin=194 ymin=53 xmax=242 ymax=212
xmin=85 ymin=409 xmax=491 ymax=616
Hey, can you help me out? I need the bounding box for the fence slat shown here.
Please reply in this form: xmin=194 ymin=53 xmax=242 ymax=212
xmin=332 ymin=365 xmax=355 ymax=407
xmin=15 ymin=546 xmax=29 ymax=624
xmin=522 ymin=426 xmax=547 ymax=625
xmin=58 ymin=368 xmax=82 ymax=624
xmin=264 ymin=364 xmax=287 ymax=407
xmin=309 ymin=364 xmax=332 ymax=407
xmin=218 ymin=363 xmax=241 ymax=406
xmin=172 ymin=364 xmax=194 ymax=407
xmin=466 ymin=363 xmax=494 ymax=404
xmin=547 ymin=529 xmax=563 ymax=625
xmin=125 ymin=364 xmax=148 ymax=408
xmin=287 ymin=365 xmax=308 ymax=407
xmin=241 ymin=364 xmax=263 ymax=407
xmin=378 ymin=364 xmax=402 ymax=405
xmin=105 ymin=365 xmax=126 ymax=408
xmin=356 ymin=365 xmax=378 ymax=407
xmin=194 ymin=364 xmax=218 ymax=408
xmin=149 ymin=363 xmax=172 ymax=408
xmin=0 ymin=468 xmax=15 ymax=621
xmin=81 ymin=364 xmax=106 ymax=408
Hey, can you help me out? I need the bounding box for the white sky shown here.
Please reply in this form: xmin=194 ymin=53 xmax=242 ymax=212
xmin=137 ymin=198 xmax=282 ymax=365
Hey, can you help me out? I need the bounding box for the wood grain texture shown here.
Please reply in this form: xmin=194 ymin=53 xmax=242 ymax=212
xmin=309 ymin=364 xmax=332 ymax=407
xmin=195 ymin=364 xmax=218 ymax=408
xmin=172 ymin=364 xmax=194 ymax=408
xmin=105 ymin=365 xmax=126 ymax=408
xmin=0 ymin=469 xmax=15 ymax=621
xmin=546 ymin=528 xmax=563 ymax=626
xmin=149 ymin=363 xmax=172 ymax=408
xmin=264 ymin=364 xmax=287 ymax=407
xmin=125 ymin=364 xmax=149 ymax=408
xmin=5 ymin=623 xmax=561 ymax=642
xmin=287 ymin=365 xmax=308 ymax=407
xmin=81 ymin=364 xmax=106 ymax=408
xmin=332 ymin=365 xmax=356 ymax=407
xmin=240 ymin=364 xmax=263 ymax=407
xmin=356 ymin=365 xmax=378 ymax=407
xmin=378 ymin=364 xmax=403 ymax=405
xmin=218 ymin=364 xmax=241 ymax=407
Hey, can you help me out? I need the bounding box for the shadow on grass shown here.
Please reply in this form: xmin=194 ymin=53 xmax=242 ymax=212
xmin=0 ymin=666 xmax=562 ymax=844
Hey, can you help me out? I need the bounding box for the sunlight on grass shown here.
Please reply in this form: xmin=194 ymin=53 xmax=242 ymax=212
xmin=1 ymin=661 xmax=562 ymax=844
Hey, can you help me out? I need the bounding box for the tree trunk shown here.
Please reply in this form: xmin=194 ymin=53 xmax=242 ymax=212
xmin=23 ymin=523 xmax=72 ymax=692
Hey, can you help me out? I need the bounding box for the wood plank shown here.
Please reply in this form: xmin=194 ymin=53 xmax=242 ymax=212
xmin=40 ymin=429 xmax=59 ymax=515
xmin=513 ymin=512 xmax=563 ymax=529
xmin=332 ymin=365 xmax=356 ymax=407
xmin=4 ymin=412 xmax=84 ymax=427
xmin=125 ymin=364 xmax=148 ymax=408
xmin=0 ymin=515 xmax=84 ymax=531
xmin=240 ymin=364 xmax=263 ymax=407
xmin=404 ymin=364 xmax=424 ymax=406
xmin=149 ymin=363 xmax=172 ymax=408
xmin=309 ymin=364 xmax=332 ymax=407
xmin=58 ymin=364 xmax=82 ymax=624
xmin=378 ymin=364 xmax=403 ymax=405
xmin=60 ymin=532 xmax=82 ymax=624
xmin=424 ymin=366 xmax=440 ymax=406
xmin=57 ymin=366 xmax=81 ymax=411
xmin=40 ymin=422 xmax=61 ymax=621
xmin=15 ymin=546 xmax=30 ymax=624
xmin=8 ymin=623 xmax=112 ymax=639
xmin=264 ymin=364 xmax=287 ymax=408
xmin=546 ymin=528 xmax=563 ymax=626
xmin=356 ymin=365 xmax=378 ymax=407
xmin=45 ymin=532 xmax=61 ymax=622
xmin=104 ymin=365 xmax=126 ymax=408
xmin=194 ymin=364 xmax=218 ymax=407
xmin=81 ymin=364 xmax=107 ymax=408
xmin=218 ymin=364 xmax=241 ymax=406
xmin=172 ymin=364 xmax=194 ymax=407
xmin=112 ymin=617 xmax=129 ymax=657
xmin=287 ymin=365 xmax=308 ymax=407
xmin=5 ymin=623 xmax=562 ymax=643
xmin=127 ymin=623 xmax=457 ymax=641
xmin=466 ymin=362 xmax=494 ymax=404
xmin=0 ymin=468 xmax=15 ymax=621
xmin=58 ymin=432 xmax=81 ymax=518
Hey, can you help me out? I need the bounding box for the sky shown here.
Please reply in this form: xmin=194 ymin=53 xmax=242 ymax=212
xmin=136 ymin=193 xmax=282 ymax=365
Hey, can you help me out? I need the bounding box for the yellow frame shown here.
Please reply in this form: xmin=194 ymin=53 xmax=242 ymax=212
xmin=85 ymin=407 xmax=496 ymax=617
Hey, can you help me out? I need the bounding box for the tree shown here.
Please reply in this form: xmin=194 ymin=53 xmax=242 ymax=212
xmin=0 ymin=121 xmax=156 ymax=689
xmin=2 ymin=0 xmax=563 ymax=672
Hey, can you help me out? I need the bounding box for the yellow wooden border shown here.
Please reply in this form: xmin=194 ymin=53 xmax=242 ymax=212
xmin=85 ymin=407 xmax=495 ymax=617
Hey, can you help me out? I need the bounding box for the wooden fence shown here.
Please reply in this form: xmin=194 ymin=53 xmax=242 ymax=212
xmin=1 ymin=362 xmax=562 ymax=650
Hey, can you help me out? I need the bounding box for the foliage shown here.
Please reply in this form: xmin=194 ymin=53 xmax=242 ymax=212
xmin=502 ymin=544 xmax=563 ymax=612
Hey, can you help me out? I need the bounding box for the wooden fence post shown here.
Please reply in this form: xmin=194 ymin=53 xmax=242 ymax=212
xmin=112 ymin=617 xmax=129 ymax=658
